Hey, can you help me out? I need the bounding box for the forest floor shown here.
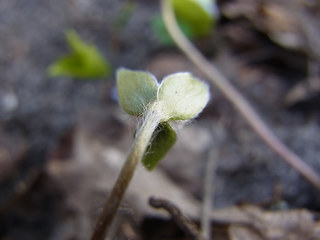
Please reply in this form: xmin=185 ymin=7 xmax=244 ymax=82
xmin=0 ymin=0 xmax=320 ymax=239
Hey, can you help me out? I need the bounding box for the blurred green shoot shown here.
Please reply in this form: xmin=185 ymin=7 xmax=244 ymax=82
xmin=48 ymin=30 xmax=111 ymax=79
xmin=151 ymin=0 xmax=219 ymax=45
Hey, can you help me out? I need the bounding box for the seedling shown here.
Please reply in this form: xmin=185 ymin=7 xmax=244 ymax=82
xmin=90 ymin=68 xmax=209 ymax=240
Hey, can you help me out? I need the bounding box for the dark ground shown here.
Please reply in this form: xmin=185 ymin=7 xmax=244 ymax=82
xmin=0 ymin=0 xmax=320 ymax=239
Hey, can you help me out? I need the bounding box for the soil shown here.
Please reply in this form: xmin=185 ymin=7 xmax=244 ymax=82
xmin=0 ymin=0 xmax=319 ymax=239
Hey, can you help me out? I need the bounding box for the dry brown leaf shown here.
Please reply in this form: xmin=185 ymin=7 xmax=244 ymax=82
xmin=229 ymin=225 xmax=263 ymax=240
xmin=212 ymin=205 xmax=320 ymax=240
xmin=284 ymin=77 xmax=320 ymax=106
xmin=221 ymin=0 xmax=320 ymax=56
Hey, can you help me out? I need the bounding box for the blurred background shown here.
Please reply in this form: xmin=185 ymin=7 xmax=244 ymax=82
xmin=0 ymin=0 xmax=320 ymax=239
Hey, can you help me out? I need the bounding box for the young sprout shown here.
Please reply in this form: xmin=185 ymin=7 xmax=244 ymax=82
xmin=90 ymin=68 xmax=210 ymax=240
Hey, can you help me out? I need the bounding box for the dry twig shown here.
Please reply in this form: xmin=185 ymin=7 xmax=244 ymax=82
xmin=201 ymin=150 xmax=218 ymax=240
xmin=149 ymin=197 xmax=204 ymax=240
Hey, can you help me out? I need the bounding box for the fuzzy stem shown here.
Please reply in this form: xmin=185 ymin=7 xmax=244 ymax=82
xmin=161 ymin=0 xmax=320 ymax=190
xmin=90 ymin=110 xmax=160 ymax=240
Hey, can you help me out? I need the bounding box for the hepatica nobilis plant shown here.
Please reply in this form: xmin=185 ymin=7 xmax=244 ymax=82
xmin=91 ymin=68 xmax=210 ymax=240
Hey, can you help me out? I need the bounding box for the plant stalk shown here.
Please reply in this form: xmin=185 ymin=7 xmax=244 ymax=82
xmin=90 ymin=110 xmax=160 ymax=240
xmin=160 ymin=0 xmax=320 ymax=190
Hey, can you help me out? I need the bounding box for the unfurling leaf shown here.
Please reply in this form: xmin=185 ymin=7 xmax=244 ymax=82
xmin=157 ymin=72 xmax=210 ymax=121
xmin=142 ymin=122 xmax=176 ymax=170
xmin=117 ymin=68 xmax=158 ymax=116
xmin=48 ymin=30 xmax=110 ymax=79
xmin=151 ymin=0 xmax=218 ymax=44
xmin=151 ymin=14 xmax=194 ymax=45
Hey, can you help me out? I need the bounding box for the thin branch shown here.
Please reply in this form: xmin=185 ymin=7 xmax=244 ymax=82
xmin=149 ymin=197 xmax=204 ymax=240
xmin=160 ymin=0 xmax=320 ymax=190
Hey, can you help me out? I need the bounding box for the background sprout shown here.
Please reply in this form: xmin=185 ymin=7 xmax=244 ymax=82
xmin=151 ymin=0 xmax=218 ymax=45
xmin=48 ymin=30 xmax=111 ymax=79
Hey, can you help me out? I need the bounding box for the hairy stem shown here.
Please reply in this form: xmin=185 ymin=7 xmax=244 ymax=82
xmin=90 ymin=110 xmax=160 ymax=240
xmin=161 ymin=0 xmax=320 ymax=190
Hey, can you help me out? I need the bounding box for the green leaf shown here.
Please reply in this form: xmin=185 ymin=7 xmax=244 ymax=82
xmin=157 ymin=72 xmax=210 ymax=121
xmin=48 ymin=30 xmax=111 ymax=79
xmin=117 ymin=68 xmax=158 ymax=116
xmin=142 ymin=122 xmax=176 ymax=171
xmin=172 ymin=0 xmax=215 ymax=37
